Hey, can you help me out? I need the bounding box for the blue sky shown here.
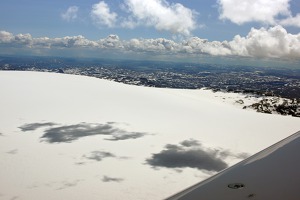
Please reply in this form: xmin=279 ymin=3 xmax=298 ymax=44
xmin=1 ymin=0 xmax=299 ymax=40
xmin=0 ymin=0 xmax=300 ymax=66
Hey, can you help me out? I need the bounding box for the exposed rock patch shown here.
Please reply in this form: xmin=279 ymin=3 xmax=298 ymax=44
xmin=244 ymin=97 xmax=300 ymax=117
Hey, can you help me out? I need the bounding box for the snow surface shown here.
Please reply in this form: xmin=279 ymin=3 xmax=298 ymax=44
xmin=0 ymin=71 xmax=299 ymax=200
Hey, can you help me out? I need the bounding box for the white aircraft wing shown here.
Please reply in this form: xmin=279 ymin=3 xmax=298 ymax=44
xmin=165 ymin=131 xmax=300 ymax=200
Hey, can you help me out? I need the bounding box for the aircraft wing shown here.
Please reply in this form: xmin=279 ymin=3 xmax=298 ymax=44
xmin=165 ymin=131 xmax=300 ymax=200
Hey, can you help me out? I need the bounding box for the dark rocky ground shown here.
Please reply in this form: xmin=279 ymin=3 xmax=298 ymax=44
xmin=243 ymin=98 xmax=300 ymax=117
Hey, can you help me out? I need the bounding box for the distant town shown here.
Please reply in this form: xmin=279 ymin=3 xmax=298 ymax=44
xmin=1 ymin=56 xmax=300 ymax=117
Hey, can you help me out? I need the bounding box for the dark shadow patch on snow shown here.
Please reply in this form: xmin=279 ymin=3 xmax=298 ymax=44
xmin=6 ymin=149 xmax=18 ymax=155
xmin=31 ymin=122 xmax=148 ymax=143
xmin=19 ymin=122 xmax=57 ymax=132
xmin=9 ymin=196 xmax=19 ymax=200
xmin=56 ymin=179 xmax=82 ymax=190
xmin=83 ymin=151 xmax=116 ymax=162
xmin=40 ymin=123 xmax=115 ymax=143
xmin=235 ymin=152 xmax=251 ymax=159
xmin=75 ymin=162 xmax=86 ymax=165
xmin=105 ymin=132 xmax=147 ymax=141
xmin=218 ymin=150 xmax=251 ymax=160
xmin=102 ymin=176 xmax=124 ymax=183
xmin=146 ymin=139 xmax=248 ymax=172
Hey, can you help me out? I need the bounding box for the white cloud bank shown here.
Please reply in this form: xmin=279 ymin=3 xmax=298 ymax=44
xmin=61 ymin=6 xmax=79 ymax=22
xmin=1 ymin=26 xmax=300 ymax=59
xmin=217 ymin=0 xmax=300 ymax=28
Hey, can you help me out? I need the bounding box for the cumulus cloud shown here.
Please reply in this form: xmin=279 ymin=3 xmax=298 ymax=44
xmin=0 ymin=31 xmax=116 ymax=49
xmin=88 ymin=0 xmax=197 ymax=35
xmin=180 ymin=37 xmax=232 ymax=56
xmin=127 ymin=38 xmax=179 ymax=53
xmin=280 ymin=14 xmax=300 ymax=27
xmin=181 ymin=25 xmax=300 ymax=58
xmin=0 ymin=31 xmax=13 ymax=43
xmin=217 ymin=0 xmax=291 ymax=25
xmin=123 ymin=0 xmax=197 ymax=35
xmin=91 ymin=1 xmax=117 ymax=28
xmin=61 ymin=6 xmax=79 ymax=22
xmin=50 ymin=35 xmax=98 ymax=48
xmin=217 ymin=0 xmax=300 ymax=28
xmin=13 ymin=33 xmax=33 ymax=46
xmin=228 ymin=25 xmax=300 ymax=58
xmin=98 ymin=34 xmax=123 ymax=49
xmin=1 ymin=26 xmax=300 ymax=59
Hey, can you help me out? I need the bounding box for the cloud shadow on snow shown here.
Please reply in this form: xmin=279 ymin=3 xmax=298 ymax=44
xmin=9 ymin=196 xmax=19 ymax=200
xmin=77 ymin=150 xmax=127 ymax=165
xmin=18 ymin=122 xmax=57 ymax=132
xmin=56 ymin=179 xmax=82 ymax=190
xmin=6 ymin=149 xmax=18 ymax=155
xmin=105 ymin=132 xmax=146 ymax=141
xmin=19 ymin=122 xmax=147 ymax=143
xmin=146 ymin=139 xmax=250 ymax=172
xmin=83 ymin=151 xmax=116 ymax=161
xmin=102 ymin=176 xmax=124 ymax=183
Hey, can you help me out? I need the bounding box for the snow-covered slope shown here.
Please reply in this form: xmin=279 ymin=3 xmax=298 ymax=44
xmin=0 ymin=71 xmax=299 ymax=200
